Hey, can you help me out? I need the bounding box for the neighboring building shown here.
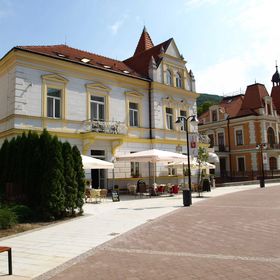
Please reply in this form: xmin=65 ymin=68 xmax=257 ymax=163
xmin=0 ymin=27 xmax=199 ymax=188
xmin=199 ymin=69 xmax=280 ymax=181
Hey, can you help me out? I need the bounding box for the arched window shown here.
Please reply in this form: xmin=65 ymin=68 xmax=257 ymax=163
xmin=176 ymin=72 xmax=182 ymax=88
xmin=267 ymin=127 xmax=275 ymax=146
xmin=166 ymin=70 xmax=172 ymax=86
xmin=269 ymin=157 xmax=277 ymax=170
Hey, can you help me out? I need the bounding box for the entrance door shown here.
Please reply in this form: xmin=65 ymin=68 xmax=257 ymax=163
xmin=91 ymin=169 xmax=105 ymax=189
xmin=91 ymin=150 xmax=106 ymax=189
xmin=269 ymin=157 xmax=277 ymax=170
xmin=220 ymin=157 xmax=227 ymax=177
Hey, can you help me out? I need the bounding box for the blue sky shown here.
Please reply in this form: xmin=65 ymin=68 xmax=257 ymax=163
xmin=0 ymin=0 xmax=278 ymax=95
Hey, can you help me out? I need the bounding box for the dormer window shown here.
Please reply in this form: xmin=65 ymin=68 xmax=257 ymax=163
xmin=57 ymin=53 xmax=66 ymax=58
xmin=212 ymin=110 xmax=217 ymax=122
xmin=166 ymin=70 xmax=172 ymax=86
xmin=176 ymin=72 xmax=182 ymax=88
xmin=267 ymin=103 xmax=272 ymax=115
xmin=81 ymin=58 xmax=90 ymax=63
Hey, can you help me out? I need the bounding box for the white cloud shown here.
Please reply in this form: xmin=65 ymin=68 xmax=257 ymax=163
xmin=196 ymin=0 xmax=280 ymax=95
xmin=196 ymin=56 xmax=253 ymax=95
xmin=109 ymin=15 xmax=128 ymax=35
xmin=184 ymin=0 xmax=220 ymax=8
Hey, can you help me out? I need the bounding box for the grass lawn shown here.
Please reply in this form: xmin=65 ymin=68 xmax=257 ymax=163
xmin=0 ymin=222 xmax=52 ymax=238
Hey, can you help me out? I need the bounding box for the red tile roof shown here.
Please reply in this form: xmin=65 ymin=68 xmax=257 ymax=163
xmin=237 ymin=83 xmax=269 ymax=117
xmin=220 ymin=95 xmax=244 ymax=117
xmin=124 ymin=38 xmax=172 ymax=78
xmin=15 ymin=45 xmax=144 ymax=79
xmin=134 ymin=27 xmax=154 ymax=56
xmin=198 ymin=94 xmax=244 ymax=124
xmin=241 ymin=83 xmax=268 ymax=110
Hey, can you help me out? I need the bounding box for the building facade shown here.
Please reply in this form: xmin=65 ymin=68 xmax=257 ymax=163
xmin=199 ymin=69 xmax=280 ymax=181
xmin=0 ymin=28 xmax=199 ymax=188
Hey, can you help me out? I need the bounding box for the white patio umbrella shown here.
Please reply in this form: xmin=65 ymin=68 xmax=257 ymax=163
xmin=167 ymin=158 xmax=200 ymax=169
xmin=208 ymin=152 xmax=219 ymax=163
xmin=200 ymin=161 xmax=216 ymax=169
xmin=116 ymin=149 xmax=189 ymax=184
xmin=116 ymin=149 xmax=189 ymax=163
xmin=81 ymin=155 xmax=114 ymax=169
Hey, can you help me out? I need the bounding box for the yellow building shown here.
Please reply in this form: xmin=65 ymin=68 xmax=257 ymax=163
xmin=0 ymin=27 xmax=199 ymax=188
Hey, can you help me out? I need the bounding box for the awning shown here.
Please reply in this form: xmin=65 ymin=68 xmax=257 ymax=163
xmin=81 ymin=155 xmax=114 ymax=169
xmin=208 ymin=152 xmax=219 ymax=163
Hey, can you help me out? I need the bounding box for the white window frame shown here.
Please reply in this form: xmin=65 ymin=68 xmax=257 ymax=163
xmin=166 ymin=107 xmax=173 ymax=130
xmin=179 ymin=110 xmax=187 ymax=131
xmin=176 ymin=72 xmax=182 ymax=88
xmin=130 ymin=151 xmax=140 ymax=177
xmin=47 ymin=88 xmax=61 ymax=119
xmin=166 ymin=70 xmax=172 ymax=86
xmin=217 ymin=132 xmax=225 ymax=146
xmin=235 ymin=128 xmax=244 ymax=146
xmin=129 ymin=102 xmax=139 ymax=127
xmin=131 ymin=162 xmax=140 ymax=177
xmin=211 ymin=110 xmax=218 ymax=122
xmin=42 ymin=74 xmax=68 ymax=120
xmin=168 ymin=164 xmax=176 ymax=176
xmin=90 ymin=95 xmax=105 ymax=121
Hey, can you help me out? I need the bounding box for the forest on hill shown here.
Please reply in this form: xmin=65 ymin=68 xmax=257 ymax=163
xmin=197 ymin=93 xmax=223 ymax=116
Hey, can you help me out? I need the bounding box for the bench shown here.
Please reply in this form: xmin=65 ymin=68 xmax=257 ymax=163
xmin=0 ymin=246 xmax=12 ymax=275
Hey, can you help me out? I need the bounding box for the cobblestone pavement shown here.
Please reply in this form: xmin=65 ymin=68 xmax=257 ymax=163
xmin=50 ymin=186 xmax=280 ymax=280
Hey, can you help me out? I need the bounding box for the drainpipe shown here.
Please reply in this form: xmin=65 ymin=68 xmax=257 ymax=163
xmin=148 ymin=81 xmax=152 ymax=140
xmin=227 ymin=116 xmax=233 ymax=178
xmin=148 ymin=81 xmax=152 ymax=186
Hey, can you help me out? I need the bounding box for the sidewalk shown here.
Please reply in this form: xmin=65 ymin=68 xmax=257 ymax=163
xmin=0 ymin=183 xmax=279 ymax=279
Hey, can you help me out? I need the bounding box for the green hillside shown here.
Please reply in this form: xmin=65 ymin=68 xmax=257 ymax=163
xmin=197 ymin=93 xmax=222 ymax=116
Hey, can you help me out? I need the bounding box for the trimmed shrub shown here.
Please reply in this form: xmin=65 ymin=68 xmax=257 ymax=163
xmin=0 ymin=208 xmax=17 ymax=229
xmin=72 ymin=146 xmax=85 ymax=213
xmin=10 ymin=204 xmax=33 ymax=223
xmin=62 ymin=142 xmax=78 ymax=215
xmin=0 ymin=130 xmax=85 ymax=221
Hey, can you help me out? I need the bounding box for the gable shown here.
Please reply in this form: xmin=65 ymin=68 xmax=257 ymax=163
xmin=165 ymin=40 xmax=181 ymax=59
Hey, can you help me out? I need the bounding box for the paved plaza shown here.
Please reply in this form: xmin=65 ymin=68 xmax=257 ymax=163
xmin=0 ymin=183 xmax=279 ymax=279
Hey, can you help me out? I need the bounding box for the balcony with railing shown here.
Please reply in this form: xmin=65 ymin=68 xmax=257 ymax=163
xmin=214 ymin=145 xmax=229 ymax=152
xmin=83 ymin=120 xmax=127 ymax=135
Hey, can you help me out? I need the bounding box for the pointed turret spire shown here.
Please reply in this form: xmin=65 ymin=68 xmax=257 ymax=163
xmin=133 ymin=26 xmax=154 ymax=56
xmin=272 ymin=61 xmax=280 ymax=87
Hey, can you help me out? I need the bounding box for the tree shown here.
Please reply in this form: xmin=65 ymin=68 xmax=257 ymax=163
xmin=197 ymin=147 xmax=209 ymax=197
xmin=197 ymin=101 xmax=215 ymax=116
xmin=62 ymin=142 xmax=77 ymax=215
xmin=0 ymin=139 xmax=9 ymax=198
xmin=0 ymin=129 xmax=85 ymax=220
xmin=39 ymin=132 xmax=65 ymax=220
xmin=72 ymin=146 xmax=85 ymax=213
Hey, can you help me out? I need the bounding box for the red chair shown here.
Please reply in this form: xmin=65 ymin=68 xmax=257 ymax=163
xmin=171 ymin=185 xmax=179 ymax=194
xmin=157 ymin=185 xmax=164 ymax=195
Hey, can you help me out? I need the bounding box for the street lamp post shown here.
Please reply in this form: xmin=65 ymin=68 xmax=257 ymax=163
xmin=176 ymin=115 xmax=198 ymax=206
xmin=256 ymin=143 xmax=266 ymax=188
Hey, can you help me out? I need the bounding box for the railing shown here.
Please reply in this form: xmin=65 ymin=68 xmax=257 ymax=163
xmin=83 ymin=120 xmax=127 ymax=135
xmin=217 ymin=169 xmax=280 ymax=182
xmin=213 ymin=145 xmax=228 ymax=152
